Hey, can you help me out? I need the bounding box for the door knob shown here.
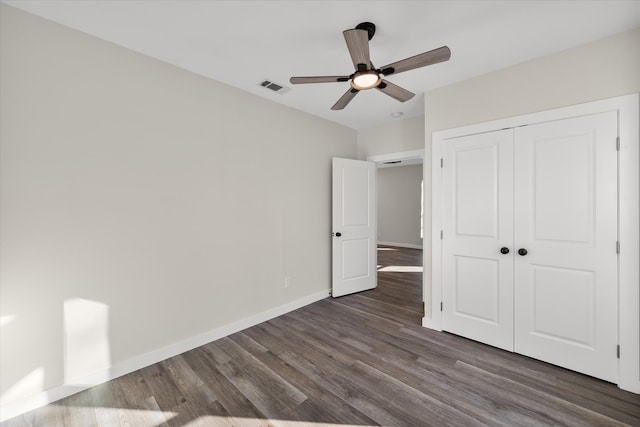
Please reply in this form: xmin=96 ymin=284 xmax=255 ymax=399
xmin=335 ymin=232 xmax=342 ymax=237
xmin=518 ymin=248 xmax=528 ymax=256
xmin=500 ymin=247 xmax=510 ymax=254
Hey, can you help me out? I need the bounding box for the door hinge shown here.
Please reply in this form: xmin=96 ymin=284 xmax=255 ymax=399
xmin=616 ymin=136 xmax=620 ymax=151
xmin=440 ymin=302 xmax=443 ymax=311
xmin=440 ymin=230 xmax=444 ymax=240
xmin=616 ymin=241 xmax=620 ymax=254
xmin=440 ymin=158 xmax=444 ymax=168
xmin=617 ymin=344 xmax=620 ymax=359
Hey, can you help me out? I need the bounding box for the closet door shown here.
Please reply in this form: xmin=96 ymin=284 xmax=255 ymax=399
xmin=442 ymin=129 xmax=514 ymax=351
xmin=514 ymin=112 xmax=618 ymax=383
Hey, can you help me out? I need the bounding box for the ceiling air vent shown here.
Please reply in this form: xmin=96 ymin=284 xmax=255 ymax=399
xmin=259 ymin=79 xmax=291 ymax=95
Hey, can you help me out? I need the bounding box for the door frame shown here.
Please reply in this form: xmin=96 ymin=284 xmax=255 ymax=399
xmin=367 ymin=148 xmax=425 ymax=165
xmin=427 ymin=93 xmax=639 ymax=393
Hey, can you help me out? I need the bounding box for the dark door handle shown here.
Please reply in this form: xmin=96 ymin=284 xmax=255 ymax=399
xmin=500 ymin=247 xmax=510 ymax=254
xmin=518 ymin=248 xmax=528 ymax=256
xmin=335 ymin=232 xmax=342 ymax=237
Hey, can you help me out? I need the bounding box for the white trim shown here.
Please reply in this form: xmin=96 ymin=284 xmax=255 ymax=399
xmin=377 ymin=241 xmax=423 ymax=250
xmin=367 ymin=148 xmax=425 ymax=164
xmin=428 ymin=93 xmax=640 ymax=394
xmin=429 ymin=141 xmax=444 ymax=331
xmin=617 ymin=94 xmax=640 ymax=393
xmin=0 ymin=289 xmax=330 ymax=422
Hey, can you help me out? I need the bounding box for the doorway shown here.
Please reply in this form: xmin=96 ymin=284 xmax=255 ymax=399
xmin=369 ymin=149 xmax=425 ymax=323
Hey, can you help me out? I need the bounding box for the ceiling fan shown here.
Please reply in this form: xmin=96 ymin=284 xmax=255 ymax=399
xmin=289 ymin=22 xmax=451 ymax=110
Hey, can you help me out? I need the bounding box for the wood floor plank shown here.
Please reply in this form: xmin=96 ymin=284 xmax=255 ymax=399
xmin=452 ymin=360 xmax=631 ymax=427
xmin=277 ymin=350 xmax=413 ymax=426
xmin=56 ymin=388 xmax=98 ymax=427
xmin=285 ymin=301 xmax=518 ymax=426
xmin=160 ymin=354 xmax=216 ymax=408
xmin=209 ymin=338 xmax=308 ymax=420
xmin=3 ymin=246 xmax=639 ymax=426
xmin=182 ymin=347 xmax=269 ymax=422
xmin=228 ymin=332 xmax=378 ymax=425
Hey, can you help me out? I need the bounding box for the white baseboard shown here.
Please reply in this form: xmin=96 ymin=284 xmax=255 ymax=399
xmin=422 ymin=316 xmax=442 ymax=331
xmin=0 ymin=289 xmax=330 ymax=422
xmin=378 ymin=241 xmax=423 ymax=250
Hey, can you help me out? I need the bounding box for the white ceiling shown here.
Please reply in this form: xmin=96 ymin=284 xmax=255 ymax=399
xmin=3 ymin=0 xmax=640 ymax=130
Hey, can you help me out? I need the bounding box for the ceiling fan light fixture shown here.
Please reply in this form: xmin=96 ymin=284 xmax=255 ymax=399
xmin=350 ymin=70 xmax=381 ymax=90
xmin=289 ymin=21 xmax=451 ymax=110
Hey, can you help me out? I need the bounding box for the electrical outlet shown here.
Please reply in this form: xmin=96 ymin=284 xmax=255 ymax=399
xmin=284 ymin=276 xmax=291 ymax=288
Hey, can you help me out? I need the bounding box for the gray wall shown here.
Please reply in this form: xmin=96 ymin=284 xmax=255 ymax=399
xmin=357 ymin=115 xmax=425 ymax=160
xmin=0 ymin=4 xmax=356 ymax=410
xmin=377 ymin=165 xmax=423 ymax=248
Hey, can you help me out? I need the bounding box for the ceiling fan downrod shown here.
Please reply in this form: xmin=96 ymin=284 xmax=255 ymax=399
xmin=355 ymin=22 xmax=376 ymax=41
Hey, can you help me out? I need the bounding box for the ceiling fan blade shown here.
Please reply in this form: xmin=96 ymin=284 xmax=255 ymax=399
xmin=290 ymin=76 xmax=350 ymax=84
xmin=377 ymin=80 xmax=415 ymax=102
xmin=343 ymin=29 xmax=371 ymax=71
xmin=380 ymin=46 xmax=451 ymax=76
xmin=331 ymin=88 xmax=359 ymax=110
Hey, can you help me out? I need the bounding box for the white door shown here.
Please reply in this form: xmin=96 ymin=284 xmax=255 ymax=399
xmin=514 ymin=112 xmax=619 ymax=383
xmin=332 ymin=158 xmax=377 ymax=297
xmin=441 ymin=112 xmax=619 ymax=383
xmin=441 ymin=129 xmax=515 ymax=351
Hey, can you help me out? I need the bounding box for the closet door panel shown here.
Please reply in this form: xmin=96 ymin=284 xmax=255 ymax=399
xmin=514 ymin=112 xmax=618 ymax=383
xmin=442 ymin=129 xmax=514 ymax=351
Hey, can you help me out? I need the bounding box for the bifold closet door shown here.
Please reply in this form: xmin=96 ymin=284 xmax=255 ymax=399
xmin=442 ymin=129 xmax=515 ymax=352
xmin=441 ymin=112 xmax=619 ymax=383
xmin=513 ymin=112 xmax=619 ymax=383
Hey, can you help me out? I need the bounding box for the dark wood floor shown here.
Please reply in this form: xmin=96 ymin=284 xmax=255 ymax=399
xmin=4 ymin=246 xmax=639 ymax=426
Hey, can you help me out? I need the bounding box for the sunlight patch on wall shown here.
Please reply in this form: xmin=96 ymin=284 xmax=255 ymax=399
xmin=0 ymin=315 xmax=16 ymax=327
xmin=377 ymin=265 xmax=423 ymax=273
xmin=0 ymin=368 xmax=44 ymax=407
xmin=63 ymin=299 xmax=111 ymax=384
